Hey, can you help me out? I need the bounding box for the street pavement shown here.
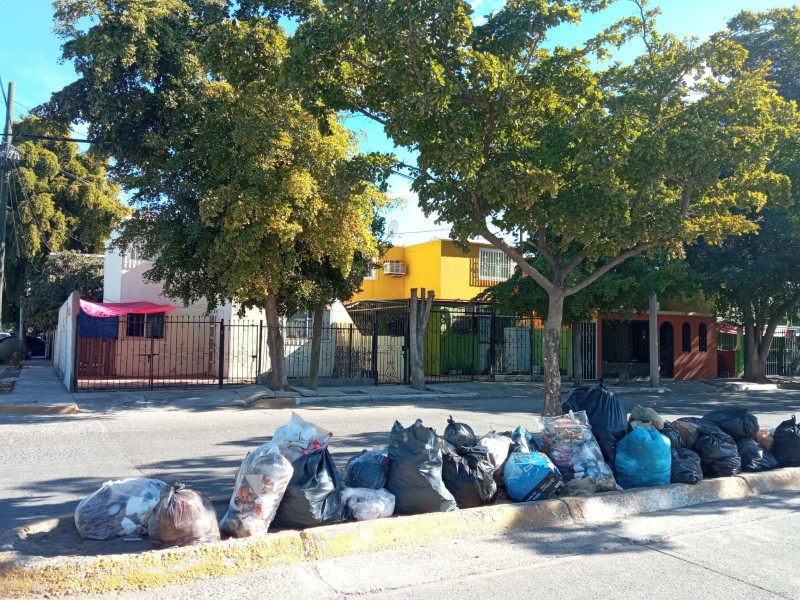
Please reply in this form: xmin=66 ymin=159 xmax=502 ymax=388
xmin=2 ymin=360 xmax=800 ymax=532
xmin=68 ymin=489 xmax=800 ymax=600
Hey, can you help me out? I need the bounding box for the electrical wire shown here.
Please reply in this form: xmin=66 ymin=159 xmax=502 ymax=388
xmin=12 ymin=169 xmax=54 ymax=254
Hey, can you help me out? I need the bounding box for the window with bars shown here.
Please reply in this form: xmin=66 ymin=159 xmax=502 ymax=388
xmin=126 ymin=313 xmax=165 ymax=339
xmin=478 ymin=248 xmax=513 ymax=281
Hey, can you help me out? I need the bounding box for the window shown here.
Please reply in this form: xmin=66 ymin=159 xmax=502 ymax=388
xmin=682 ymin=322 xmax=691 ymax=352
xmin=699 ymin=323 xmax=708 ymax=352
xmin=123 ymin=244 xmax=145 ymax=270
xmin=479 ymin=248 xmax=513 ymax=281
xmin=126 ymin=313 xmax=165 ymax=339
xmin=364 ymin=259 xmax=377 ymax=280
xmin=286 ymin=311 xmax=313 ymax=339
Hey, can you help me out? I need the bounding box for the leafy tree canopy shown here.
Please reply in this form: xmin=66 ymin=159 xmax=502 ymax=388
xmin=24 ymin=251 xmax=104 ymax=332
xmin=45 ymin=0 xmax=393 ymax=389
xmin=5 ymin=116 xmax=127 ymax=325
xmin=289 ymin=0 xmax=799 ymax=411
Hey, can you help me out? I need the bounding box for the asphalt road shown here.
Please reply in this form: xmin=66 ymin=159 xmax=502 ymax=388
xmin=2 ymin=381 xmax=800 ymax=532
xmin=72 ymin=489 xmax=800 ymax=600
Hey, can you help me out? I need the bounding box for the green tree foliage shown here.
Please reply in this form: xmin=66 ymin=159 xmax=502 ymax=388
xmin=47 ymin=0 xmax=392 ymax=390
xmin=291 ymin=0 xmax=798 ymax=413
xmin=687 ymin=207 xmax=800 ymax=382
xmin=477 ymin=253 xmax=691 ymax=322
xmin=24 ymin=251 xmax=104 ymax=332
xmin=5 ymin=116 xmax=127 ymax=326
xmin=686 ymin=7 xmax=800 ymax=382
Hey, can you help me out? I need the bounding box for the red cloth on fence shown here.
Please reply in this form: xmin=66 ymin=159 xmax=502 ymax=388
xmin=79 ymin=299 xmax=178 ymax=318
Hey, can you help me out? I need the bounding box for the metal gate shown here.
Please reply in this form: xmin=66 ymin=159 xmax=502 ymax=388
xmin=580 ymin=321 xmax=598 ymax=381
xmin=372 ymin=311 xmax=408 ymax=384
xmin=767 ymin=334 xmax=800 ymax=377
xmin=75 ymin=315 xmax=260 ymax=391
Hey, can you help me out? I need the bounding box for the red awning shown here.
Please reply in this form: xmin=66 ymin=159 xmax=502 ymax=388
xmin=79 ymin=299 xmax=178 ymax=318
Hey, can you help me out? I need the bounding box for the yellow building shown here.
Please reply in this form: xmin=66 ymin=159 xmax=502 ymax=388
xmin=350 ymin=239 xmax=515 ymax=302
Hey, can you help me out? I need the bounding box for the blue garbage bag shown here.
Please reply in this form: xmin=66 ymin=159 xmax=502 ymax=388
xmin=615 ymin=427 xmax=672 ymax=489
xmin=503 ymin=452 xmax=562 ymax=502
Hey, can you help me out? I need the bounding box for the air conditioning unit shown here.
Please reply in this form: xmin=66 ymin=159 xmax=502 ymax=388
xmin=383 ymin=260 xmax=406 ymax=276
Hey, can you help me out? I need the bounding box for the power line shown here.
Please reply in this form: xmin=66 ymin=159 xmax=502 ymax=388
xmin=12 ymin=169 xmax=54 ymax=254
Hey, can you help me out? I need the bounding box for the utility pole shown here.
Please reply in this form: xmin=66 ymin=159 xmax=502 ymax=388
xmin=0 ymin=81 xmax=16 ymax=330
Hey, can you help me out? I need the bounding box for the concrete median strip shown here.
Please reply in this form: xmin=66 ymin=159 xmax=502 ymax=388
xmin=2 ymin=467 xmax=799 ymax=598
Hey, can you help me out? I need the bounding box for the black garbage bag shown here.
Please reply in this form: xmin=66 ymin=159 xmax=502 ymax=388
xmin=670 ymin=447 xmax=703 ymax=484
xmin=736 ymin=438 xmax=779 ymax=472
xmin=694 ymin=431 xmax=741 ymax=477
xmin=343 ymin=450 xmax=389 ymax=490
xmin=562 ymin=383 xmax=627 ymax=464
xmin=660 ymin=423 xmax=684 ymax=450
xmin=674 ymin=417 xmax=723 ymax=448
xmin=386 ymin=420 xmax=457 ymax=514
xmin=773 ymin=414 xmax=800 ymax=467
xmin=702 ymin=408 xmax=759 ymax=441
xmin=272 ymin=448 xmax=348 ymax=529
xmin=442 ymin=447 xmax=497 ymax=508
xmin=443 ymin=416 xmax=477 ymax=451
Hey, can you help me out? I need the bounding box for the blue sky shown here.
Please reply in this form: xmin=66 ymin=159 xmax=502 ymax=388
xmin=2 ymin=0 xmax=797 ymax=243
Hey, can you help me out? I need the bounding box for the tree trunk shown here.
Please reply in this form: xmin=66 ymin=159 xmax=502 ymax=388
xmin=263 ymin=291 xmax=289 ymax=391
xmin=543 ymin=292 xmax=565 ymax=416
xmin=409 ymin=288 xmax=434 ymax=390
xmin=308 ymin=303 xmax=324 ymax=390
xmin=743 ymin=321 xmax=767 ymax=383
xmin=571 ymin=322 xmax=583 ymax=388
xmin=409 ymin=289 xmax=419 ymax=388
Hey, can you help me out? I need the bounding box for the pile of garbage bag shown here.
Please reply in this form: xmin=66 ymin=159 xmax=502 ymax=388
xmin=542 ymin=410 xmax=619 ymax=494
xmin=73 ymin=403 xmax=799 ymax=549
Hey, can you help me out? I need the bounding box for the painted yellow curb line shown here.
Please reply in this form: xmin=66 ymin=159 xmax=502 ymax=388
xmin=0 ymin=403 xmax=79 ymax=415
xmin=1 ymin=467 xmax=799 ymax=598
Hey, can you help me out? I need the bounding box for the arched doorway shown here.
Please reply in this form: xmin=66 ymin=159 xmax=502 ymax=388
xmin=660 ymin=322 xmax=674 ymax=378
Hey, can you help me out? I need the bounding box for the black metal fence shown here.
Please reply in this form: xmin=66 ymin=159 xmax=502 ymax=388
xmin=74 ymin=309 xmax=589 ymax=391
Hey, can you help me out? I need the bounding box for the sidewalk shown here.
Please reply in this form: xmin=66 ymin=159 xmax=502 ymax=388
xmin=1 ymin=359 xmax=790 ymax=416
xmin=0 ymin=359 xmax=481 ymax=414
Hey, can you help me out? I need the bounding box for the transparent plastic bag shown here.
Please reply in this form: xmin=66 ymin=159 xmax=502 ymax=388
xmin=148 ymin=483 xmax=220 ymax=547
xmin=220 ymin=443 xmax=293 ymax=538
xmin=75 ymin=478 xmax=167 ymax=540
xmin=478 ymin=433 xmax=512 ymax=473
xmin=630 ymin=405 xmax=664 ymax=430
xmin=273 ymin=412 xmax=332 ymax=455
xmin=340 ymin=488 xmax=395 ymax=521
xmin=542 ymin=411 xmax=619 ymax=492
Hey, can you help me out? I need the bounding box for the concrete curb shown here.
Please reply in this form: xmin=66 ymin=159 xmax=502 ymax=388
xmin=1 ymin=467 xmax=798 ymax=598
xmin=0 ymin=402 xmax=79 ymax=415
xmin=295 ymin=391 xmax=481 ymax=405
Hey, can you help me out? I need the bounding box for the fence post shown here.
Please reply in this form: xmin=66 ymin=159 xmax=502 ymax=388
xmin=256 ymin=320 xmax=263 ymax=384
xmin=218 ymin=318 xmax=225 ymax=388
xmin=70 ymin=305 xmax=80 ymax=393
xmin=489 ymin=313 xmax=496 ymax=378
xmin=372 ymin=318 xmax=379 ymax=385
xmin=530 ymin=318 xmax=534 ymax=377
xmin=348 ymin=323 xmax=354 ymax=378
